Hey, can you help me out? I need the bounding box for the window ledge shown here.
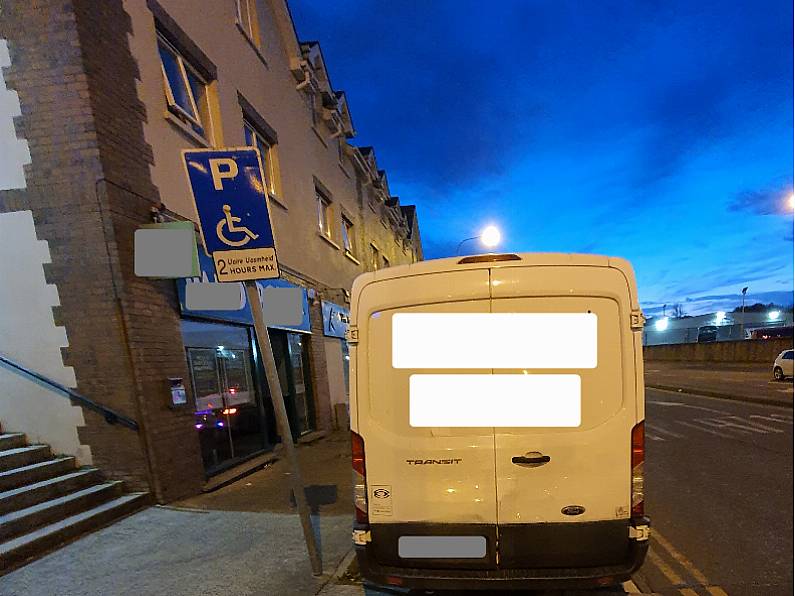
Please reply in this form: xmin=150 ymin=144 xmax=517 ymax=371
xmin=268 ymin=192 xmax=288 ymax=210
xmin=338 ymin=163 xmax=352 ymax=179
xmin=344 ymin=250 xmax=360 ymax=265
xmin=311 ymin=126 xmax=328 ymax=148
xmin=164 ymin=110 xmax=211 ymax=147
xmin=236 ymin=23 xmax=269 ymax=69
xmin=317 ymin=231 xmax=340 ymax=250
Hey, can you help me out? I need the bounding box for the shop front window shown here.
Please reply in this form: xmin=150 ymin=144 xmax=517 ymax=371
xmin=182 ymin=319 xmax=270 ymax=475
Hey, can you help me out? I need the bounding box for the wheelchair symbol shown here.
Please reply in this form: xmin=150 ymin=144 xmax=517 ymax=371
xmin=216 ymin=204 xmax=259 ymax=247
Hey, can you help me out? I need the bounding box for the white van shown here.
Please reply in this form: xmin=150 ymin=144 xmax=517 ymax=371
xmin=348 ymin=253 xmax=650 ymax=591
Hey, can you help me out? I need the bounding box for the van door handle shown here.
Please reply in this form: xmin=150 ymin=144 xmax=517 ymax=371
xmin=511 ymin=455 xmax=550 ymax=466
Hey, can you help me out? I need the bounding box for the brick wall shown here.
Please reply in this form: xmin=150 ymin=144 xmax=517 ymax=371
xmin=0 ymin=0 xmax=204 ymax=501
xmin=307 ymin=298 xmax=333 ymax=432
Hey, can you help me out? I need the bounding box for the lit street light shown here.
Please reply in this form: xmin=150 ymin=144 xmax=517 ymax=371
xmin=655 ymin=317 xmax=669 ymax=331
xmin=481 ymin=225 xmax=501 ymax=248
xmin=456 ymin=225 xmax=502 ymax=255
xmin=769 ymin=310 xmax=781 ymax=321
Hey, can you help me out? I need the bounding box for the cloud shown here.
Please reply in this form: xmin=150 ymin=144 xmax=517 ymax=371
xmin=729 ymin=181 xmax=794 ymax=216
xmin=641 ymin=289 xmax=794 ymax=316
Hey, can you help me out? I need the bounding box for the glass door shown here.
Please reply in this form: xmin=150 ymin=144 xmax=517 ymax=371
xmin=182 ymin=319 xmax=269 ymax=475
xmin=269 ymin=330 xmax=316 ymax=441
xmin=287 ymin=333 xmax=314 ymax=435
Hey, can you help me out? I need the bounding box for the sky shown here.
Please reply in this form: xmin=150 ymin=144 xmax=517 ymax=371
xmin=289 ymin=0 xmax=793 ymax=316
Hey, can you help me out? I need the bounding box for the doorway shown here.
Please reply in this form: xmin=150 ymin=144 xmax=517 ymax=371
xmin=182 ymin=319 xmax=271 ymax=475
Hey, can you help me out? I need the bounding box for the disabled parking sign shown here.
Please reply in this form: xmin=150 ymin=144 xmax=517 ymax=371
xmin=182 ymin=148 xmax=279 ymax=282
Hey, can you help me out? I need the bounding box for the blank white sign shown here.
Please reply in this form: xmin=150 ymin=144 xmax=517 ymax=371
xmin=392 ymin=313 xmax=597 ymax=369
xmin=409 ymin=374 xmax=581 ymax=427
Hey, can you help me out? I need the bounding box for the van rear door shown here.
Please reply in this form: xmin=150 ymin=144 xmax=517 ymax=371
xmin=489 ymin=265 xmax=635 ymax=568
xmin=358 ymin=268 xmax=498 ymax=569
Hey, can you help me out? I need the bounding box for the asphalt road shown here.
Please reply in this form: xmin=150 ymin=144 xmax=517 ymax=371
xmin=636 ymin=388 xmax=794 ymax=596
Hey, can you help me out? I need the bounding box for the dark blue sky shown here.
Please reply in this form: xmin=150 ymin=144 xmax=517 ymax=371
xmin=290 ymin=1 xmax=793 ymax=315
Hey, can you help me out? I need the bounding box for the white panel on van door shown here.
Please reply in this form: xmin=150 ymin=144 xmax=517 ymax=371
xmin=409 ymin=374 xmax=581 ymax=427
xmin=392 ymin=313 xmax=597 ymax=369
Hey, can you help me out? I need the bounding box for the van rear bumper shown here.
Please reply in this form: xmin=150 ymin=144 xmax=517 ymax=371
xmin=356 ymin=517 xmax=650 ymax=591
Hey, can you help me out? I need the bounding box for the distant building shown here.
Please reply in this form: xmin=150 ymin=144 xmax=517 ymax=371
xmin=643 ymin=310 xmax=794 ymax=346
xmin=0 ymin=0 xmax=422 ymax=502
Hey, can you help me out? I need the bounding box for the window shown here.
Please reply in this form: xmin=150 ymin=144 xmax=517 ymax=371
xmin=784 ymin=351 xmax=794 ymax=360
xmin=382 ymin=255 xmax=390 ymax=269
xmin=243 ymin=120 xmax=277 ymax=195
xmin=236 ymin=0 xmax=261 ymax=47
xmin=341 ymin=215 xmax=355 ymax=255
xmin=317 ymin=190 xmax=332 ymax=238
xmin=369 ymin=243 xmax=379 ymax=270
xmin=305 ymin=90 xmax=317 ymax=126
xmin=158 ymin=33 xmax=212 ymax=140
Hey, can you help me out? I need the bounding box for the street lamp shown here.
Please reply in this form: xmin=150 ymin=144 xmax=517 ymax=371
xmin=740 ymin=286 xmax=748 ymax=339
xmin=769 ymin=310 xmax=781 ymax=321
xmin=456 ymin=225 xmax=502 ymax=255
xmin=654 ymin=317 xmax=669 ymax=331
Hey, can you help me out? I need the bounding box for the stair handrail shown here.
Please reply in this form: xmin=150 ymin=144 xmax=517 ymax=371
xmin=0 ymin=352 xmax=139 ymax=431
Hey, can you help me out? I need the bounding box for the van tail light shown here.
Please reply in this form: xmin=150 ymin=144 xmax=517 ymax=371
xmin=631 ymin=421 xmax=645 ymax=516
xmin=351 ymin=430 xmax=368 ymax=525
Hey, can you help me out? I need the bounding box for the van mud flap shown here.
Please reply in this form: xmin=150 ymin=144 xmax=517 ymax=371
xmin=369 ymin=523 xmax=498 ymax=570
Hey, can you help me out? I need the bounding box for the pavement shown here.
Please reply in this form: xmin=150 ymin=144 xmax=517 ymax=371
xmin=644 ymin=361 xmax=793 ymax=407
xmin=0 ymin=431 xmax=356 ymax=596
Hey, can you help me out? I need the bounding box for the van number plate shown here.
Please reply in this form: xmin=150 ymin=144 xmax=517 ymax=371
xmin=399 ymin=536 xmax=487 ymax=559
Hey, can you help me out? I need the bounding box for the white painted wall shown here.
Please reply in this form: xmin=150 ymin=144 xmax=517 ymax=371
xmin=0 ymin=40 xmax=31 ymax=190
xmin=0 ymin=215 xmax=93 ymax=464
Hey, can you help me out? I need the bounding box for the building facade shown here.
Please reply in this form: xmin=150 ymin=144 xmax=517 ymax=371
xmin=0 ymin=0 xmax=422 ymax=502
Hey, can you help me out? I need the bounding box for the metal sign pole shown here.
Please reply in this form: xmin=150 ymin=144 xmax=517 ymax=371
xmin=245 ymin=281 xmax=322 ymax=576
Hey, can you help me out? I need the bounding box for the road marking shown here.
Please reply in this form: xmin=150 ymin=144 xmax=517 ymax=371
xmin=675 ymin=420 xmax=735 ymax=439
xmin=649 ymin=401 xmax=728 ymax=415
xmin=707 ymin=587 xmax=730 ymax=596
xmin=653 ymin=529 xmax=712 ymax=586
xmin=647 ymin=424 xmax=685 ymax=439
xmin=698 ymin=418 xmax=758 ymax=434
xmin=646 ymin=547 xmax=687 ymax=586
xmin=646 ymin=432 xmax=665 ymax=441
xmin=729 ymin=415 xmax=785 ymax=433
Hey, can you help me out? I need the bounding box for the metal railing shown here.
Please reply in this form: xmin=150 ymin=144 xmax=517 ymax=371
xmin=0 ymin=353 xmax=139 ymax=431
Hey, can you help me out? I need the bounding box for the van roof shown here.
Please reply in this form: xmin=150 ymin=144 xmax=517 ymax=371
xmin=352 ymin=252 xmax=640 ymax=310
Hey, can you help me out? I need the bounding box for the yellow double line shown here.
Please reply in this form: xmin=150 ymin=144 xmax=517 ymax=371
xmin=646 ymin=529 xmax=728 ymax=595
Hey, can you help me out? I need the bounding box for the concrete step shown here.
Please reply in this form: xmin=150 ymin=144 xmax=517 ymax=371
xmin=0 ymin=492 xmax=148 ymax=573
xmin=0 ymin=481 xmax=123 ymax=542
xmin=0 ymin=468 xmax=103 ymax=515
xmin=0 ymin=458 xmax=76 ymax=492
xmin=0 ymin=446 xmax=50 ymax=472
xmin=0 ymin=434 xmax=26 ymax=451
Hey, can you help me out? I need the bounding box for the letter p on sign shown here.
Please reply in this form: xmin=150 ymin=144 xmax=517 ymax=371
xmin=209 ymin=158 xmax=238 ymax=190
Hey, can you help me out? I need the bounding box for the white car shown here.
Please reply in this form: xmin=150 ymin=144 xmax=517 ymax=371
xmin=773 ymin=350 xmax=794 ymax=381
xmin=349 ymin=253 xmax=649 ymax=591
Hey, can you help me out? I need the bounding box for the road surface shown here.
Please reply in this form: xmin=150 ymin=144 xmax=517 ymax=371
xmin=637 ymin=388 xmax=793 ymax=595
